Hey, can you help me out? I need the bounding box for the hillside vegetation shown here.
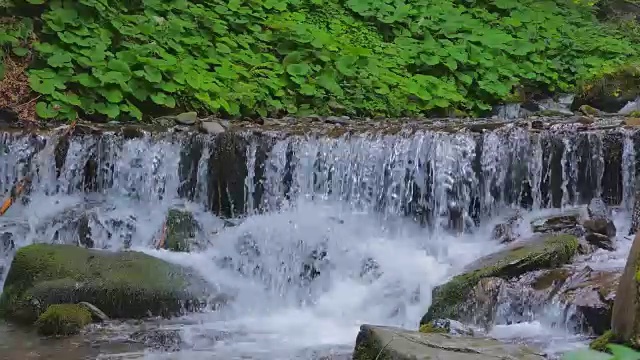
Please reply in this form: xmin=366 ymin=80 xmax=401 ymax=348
xmin=0 ymin=0 xmax=638 ymax=121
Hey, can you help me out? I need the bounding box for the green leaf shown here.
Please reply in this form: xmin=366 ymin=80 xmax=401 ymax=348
xmin=143 ymin=65 xmax=163 ymax=83
xmin=12 ymin=47 xmax=29 ymax=57
xmin=286 ymin=63 xmax=310 ymax=76
xmin=108 ymin=59 xmax=131 ymax=74
xmin=72 ymin=73 xmax=100 ymax=87
xmin=47 ymin=52 xmax=72 ymax=67
xmin=150 ymin=93 xmax=176 ymax=107
xmin=35 ymin=102 xmax=59 ymax=119
xmin=300 ymin=83 xmax=317 ymax=96
xmin=94 ymin=102 xmax=121 ymax=118
xmin=99 ymin=87 xmax=124 ymax=103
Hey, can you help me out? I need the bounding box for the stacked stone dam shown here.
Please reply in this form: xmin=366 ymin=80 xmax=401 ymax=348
xmin=0 ymin=119 xmax=638 ymax=230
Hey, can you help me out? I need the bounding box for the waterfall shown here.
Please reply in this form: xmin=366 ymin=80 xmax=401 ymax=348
xmin=0 ymin=124 xmax=637 ymax=359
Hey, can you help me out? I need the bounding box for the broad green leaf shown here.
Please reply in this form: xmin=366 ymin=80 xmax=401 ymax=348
xmin=47 ymin=52 xmax=72 ymax=67
xmin=286 ymin=63 xmax=310 ymax=76
xmin=35 ymin=102 xmax=59 ymax=119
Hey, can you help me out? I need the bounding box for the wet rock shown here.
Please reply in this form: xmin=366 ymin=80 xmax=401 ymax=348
xmin=420 ymin=318 xmax=475 ymax=336
xmin=531 ymin=119 xmax=544 ymax=129
xmin=491 ymin=213 xmax=522 ymax=244
xmin=531 ymin=213 xmax=581 ymax=235
xmin=352 ymin=325 xmax=545 ymax=360
xmin=77 ymin=301 xmax=109 ymax=322
xmin=422 ymin=234 xmax=579 ymax=325
xmin=35 ymin=304 xmax=91 ymax=336
xmin=583 ymin=219 xmax=616 ymax=238
xmin=130 ymin=328 xmax=182 ymax=352
xmin=559 ymin=266 xmax=620 ymax=335
xmin=163 ymin=208 xmax=201 ymax=252
xmin=199 ymin=120 xmax=225 ymax=135
xmin=623 ymin=117 xmax=640 ymax=126
xmin=0 ymin=232 xmax=14 ymax=253
xmin=76 ymin=214 xmax=94 ymax=248
xmin=175 ymin=112 xmax=198 ymax=125
xmin=585 ymin=232 xmax=615 ymax=251
xmin=588 ymin=197 xmax=612 ymax=219
xmin=611 ymin=232 xmax=640 ymax=346
xmin=0 ymin=244 xmax=210 ymax=324
xmin=121 ymin=126 xmax=145 ymax=139
xmin=324 ymin=116 xmax=349 ymax=125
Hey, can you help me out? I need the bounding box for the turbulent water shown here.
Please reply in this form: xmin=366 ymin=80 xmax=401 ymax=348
xmin=0 ymin=125 xmax=637 ymax=359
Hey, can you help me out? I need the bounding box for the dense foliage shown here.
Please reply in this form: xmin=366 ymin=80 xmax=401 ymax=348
xmin=0 ymin=0 xmax=638 ymax=121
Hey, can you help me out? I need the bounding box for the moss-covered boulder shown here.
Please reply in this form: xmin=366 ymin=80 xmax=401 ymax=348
xmin=421 ymin=234 xmax=579 ymax=325
xmin=35 ymin=304 xmax=92 ymax=336
xmin=0 ymin=244 xmax=209 ymax=324
xmin=163 ymin=209 xmax=201 ymax=252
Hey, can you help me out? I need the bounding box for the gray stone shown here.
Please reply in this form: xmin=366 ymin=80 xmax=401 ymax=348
xmin=531 ymin=213 xmax=581 ymax=234
xmin=588 ymin=197 xmax=612 ymax=219
xmin=585 ymin=232 xmax=615 ymax=251
xmin=77 ymin=301 xmax=109 ymax=322
xmin=175 ymin=112 xmax=198 ymax=125
xmin=352 ymin=325 xmax=545 ymax=360
xmin=199 ymin=120 xmax=226 ymax=135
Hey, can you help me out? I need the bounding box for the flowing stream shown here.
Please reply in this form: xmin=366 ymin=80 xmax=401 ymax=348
xmin=0 ymin=125 xmax=637 ymax=359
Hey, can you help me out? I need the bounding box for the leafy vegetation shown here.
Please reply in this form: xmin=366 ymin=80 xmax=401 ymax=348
xmin=0 ymin=0 xmax=638 ymax=121
xmin=563 ymin=344 xmax=640 ymax=360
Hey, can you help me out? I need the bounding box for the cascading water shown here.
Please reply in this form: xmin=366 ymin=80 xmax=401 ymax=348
xmin=0 ymin=123 xmax=638 ymax=359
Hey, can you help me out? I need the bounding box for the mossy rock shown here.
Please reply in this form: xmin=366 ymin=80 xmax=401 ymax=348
xmin=164 ymin=209 xmax=200 ymax=252
xmin=590 ymin=330 xmax=614 ymax=352
xmin=35 ymin=304 xmax=92 ymax=336
xmin=421 ymin=234 xmax=579 ymax=325
xmin=0 ymin=244 xmax=210 ymax=324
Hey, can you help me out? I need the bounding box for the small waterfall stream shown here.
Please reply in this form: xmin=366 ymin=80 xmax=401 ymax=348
xmin=0 ymin=123 xmax=637 ymax=359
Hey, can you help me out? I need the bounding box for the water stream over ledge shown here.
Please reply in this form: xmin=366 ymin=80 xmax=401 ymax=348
xmin=0 ymin=122 xmax=637 ymax=359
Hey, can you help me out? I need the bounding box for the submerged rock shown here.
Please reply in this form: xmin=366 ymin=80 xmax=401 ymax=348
xmin=35 ymin=304 xmax=92 ymax=336
xmin=422 ymin=234 xmax=579 ymax=324
xmin=353 ymin=325 xmax=545 ymax=360
xmin=0 ymin=244 xmax=210 ymax=324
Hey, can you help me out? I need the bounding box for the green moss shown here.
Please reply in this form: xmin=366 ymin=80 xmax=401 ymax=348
xmin=590 ymin=330 xmax=615 ymax=352
xmin=579 ymin=105 xmax=602 ymax=115
xmin=422 ymin=234 xmax=579 ymax=324
xmin=35 ymin=304 xmax=91 ymax=336
xmin=628 ymin=110 xmax=640 ymax=117
xmin=0 ymin=244 xmax=208 ymax=323
xmin=164 ymin=209 xmax=199 ymax=252
xmin=419 ymin=323 xmax=448 ymax=334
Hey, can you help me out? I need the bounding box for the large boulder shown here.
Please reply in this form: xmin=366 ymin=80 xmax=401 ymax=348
xmin=611 ymin=232 xmax=640 ymax=346
xmin=0 ymin=244 xmax=210 ymax=324
xmin=352 ymin=324 xmax=545 ymax=360
xmin=421 ymin=234 xmax=579 ymax=325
